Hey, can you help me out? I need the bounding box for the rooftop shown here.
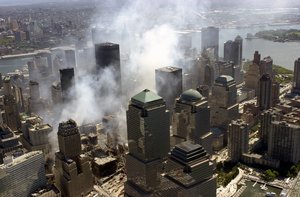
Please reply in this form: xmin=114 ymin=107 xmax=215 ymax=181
xmin=215 ymin=75 xmax=234 ymax=85
xmin=156 ymin=66 xmax=182 ymax=73
xmin=180 ymin=89 xmax=202 ymax=102
xmin=131 ymin=89 xmax=163 ymax=106
xmin=57 ymin=119 xmax=79 ymax=137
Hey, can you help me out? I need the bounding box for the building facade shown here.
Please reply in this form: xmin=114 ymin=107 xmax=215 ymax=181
xmin=228 ymin=119 xmax=249 ymax=162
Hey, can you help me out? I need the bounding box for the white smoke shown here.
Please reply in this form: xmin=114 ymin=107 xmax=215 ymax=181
xmin=44 ymin=0 xmax=215 ymax=153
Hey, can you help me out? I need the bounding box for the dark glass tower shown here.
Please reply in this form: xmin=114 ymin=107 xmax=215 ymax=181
xmin=224 ymin=35 xmax=243 ymax=66
xmin=59 ymin=68 xmax=75 ymax=101
xmin=94 ymin=42 xmax=121 ymax=93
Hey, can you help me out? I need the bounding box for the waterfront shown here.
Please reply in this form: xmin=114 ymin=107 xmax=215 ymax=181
xmin=239 ymin=180 xmax=282 ymax=197
xmin=1 ymin=24 xmax=300 ymax=74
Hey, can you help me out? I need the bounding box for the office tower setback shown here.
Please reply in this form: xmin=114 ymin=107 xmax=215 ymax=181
xmin=54 ymin=119 xmax=93 ymax=197
xmin=0 ymin=151 xmax=47 ymax=197
xmin=172 ymin=89 xmax=213 ymax=154
xmin=258 ymin=74 xmax=273 ymax=110
xmin=125 ymin=89 xmax=170 ymax=196
xmin=224 ymin=35 xmax=243 ymax=66
xmin=155 ymin=66 xmax=182 ymax=110
xmin=60 ymin=68 xmax=75 ymax=102
xmin=268 ymin=121 xmax=300 ymax=163
xmin=162 ymin=141 xmax=217 ymax=197
xmin=19 ymin=114 xmax=52 ymax=154
xmin=201 ymin=26 xmax=219 ymax=59
xmin=210 ymin=75 xmax=239 ymax=128
xmin=228 ymin=119 xmax=249 ymax=162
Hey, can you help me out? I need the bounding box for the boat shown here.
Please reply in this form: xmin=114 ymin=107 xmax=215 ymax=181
xmin=253 ymin=181 xmax=257 ymax=187
xmin=261 ymin=183 xmax=268 ymax=191
xmin=238 ymin=180 xmax=246 ymax=186
xmin=266 ymin=192 xmax=276 ymax=197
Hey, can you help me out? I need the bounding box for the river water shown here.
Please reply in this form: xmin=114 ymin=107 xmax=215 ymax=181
xmin=1 ymin=24 xmax=300 ymax=74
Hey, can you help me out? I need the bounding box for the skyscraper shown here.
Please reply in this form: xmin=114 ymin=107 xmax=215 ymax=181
xmin=201 ymin=26 xmax=219 ymax=59
xmin=162 ymin=141 xmax=217 ymax=197
xmin=260 ymin=109 xmax=280 ymax=148
xmin=0 ymin=151 xmax=47 ymax=197
xmin=172 ymin=89 xmax=213 ymax=154
xmin=65 ymin=49 xmax=76 ymax=68
xmin=228 ymin=119 xmax=249 ymax=162
xmin=292 ymin=58 xmax=300 ymax=94
xmin=210 ymin=75 xmax=239 ymax=128
xmin=125 ymin=89 xmax=170 ymax=196
xmin=28 ymin=81 xmax=43 ymax=114
xmin=19 ymin=114 xmax=52 ymax=155
xmin=94 ymin=42 xmax=121 ymax=94
xmin=155 ymin=66 xmax=182 ymax=110
xmin=59 ymin=68 xmax=75 ymax=102
xmin=268 ymin=121 xmax=300 ymax=163
xmin=260 ymin=56 xmax=273 ymax=77
xmin=54 ymin=119 xmax=93 ymax=197
xmin=224 ymin=35 xmax=243 ymax=66
xmin=257 ymin=74 xmax=273 ymax=110
xmin=3 ymin=94 xmax=20 ymax=131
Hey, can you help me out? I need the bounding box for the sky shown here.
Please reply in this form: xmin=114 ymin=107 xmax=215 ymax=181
xmin=0 ymin=0 xmax=299 ymax=7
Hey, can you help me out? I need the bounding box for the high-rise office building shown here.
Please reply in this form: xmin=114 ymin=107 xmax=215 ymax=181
xmin=257 ymin=74 xmax=273 ymax=110
xmin=172 ymin=89 xmax=213 ymax=154
xmin=3 ymin=94 xmax=20 ymax=131
xmin=260 ymin=109 xmax=280 ymax=148
xmin=65 ymin=49 xmax=76 ymax=68
xmin=51 ymin=81 xmax=62 ymax=104
xmin=19 ymin=114 xmax=52 ymax=155
xmin=3 ymin=76 xmax=12 ymax=96
xmin=260 ymin=56 xmax=273 ymax=77
xmin=162 ymin=141 xmax=217 ymax=197
xmin=0 ymin=125 xmax=22 ymax=163
xmin=201 ymin=27 xmax=219 ymax=59
xmin=268 ymin=121 xmax=300 ymax=163
xmin=155 ymin=66 xmax=182 ymax=110
xmin=54 ymin=119 xmax=93 ymax=197
xmin=94 ymin=42 xmax=121 ymax=94
xmin=28 ymin=81 xmax=43 ymax=114
xmin=228 ymin=119 xmax=249 ymax=162
xmin=0 ymin=72 xmax=3 ymax=88
xmin=203 ymin=64 xmax=215 ymax=87
xmin=125 ymin=89 xmax=170 ymax=196
xmin=38 ymin=50 xmax=53 ymax=74
xmin=210 ymin=75 xmax=239 ymax=129
xmin=292 ymin=58 xmax=300 ymax=94
xmin=60 ymin=68 xmax=75 ymax=102
xmin=0 ymin=151 xmax=47 ymax=197
xmin=245 ymin=51 xmax=261 ymax=94
xmin=245 ymin=51 xmax=274 ymax=95
xmin=224 ymin=35 xmax=243 ymax=66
